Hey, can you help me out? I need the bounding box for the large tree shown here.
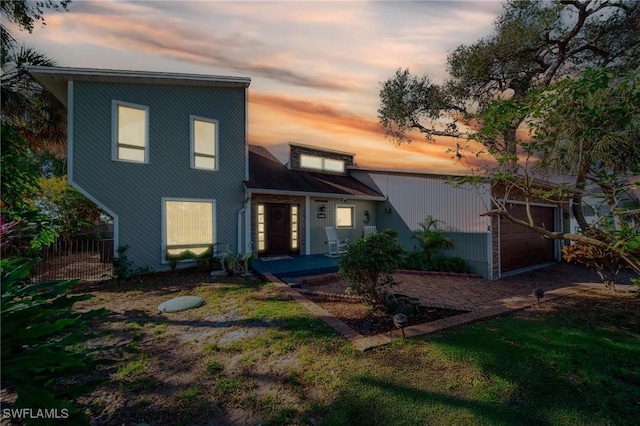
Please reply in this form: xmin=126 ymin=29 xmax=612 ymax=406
xmin=378 ymin=0 xmax=640 ymax=277
xmin=379 ymin=0 xmax=639 ymax=151
xmin=1 ymin=0 xmax=70 ymax=156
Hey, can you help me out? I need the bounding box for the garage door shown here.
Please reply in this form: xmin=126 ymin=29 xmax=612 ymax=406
xmin=500 ymin=204 xmax=556 ymax=273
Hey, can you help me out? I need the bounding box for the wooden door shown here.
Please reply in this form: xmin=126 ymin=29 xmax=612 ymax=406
xmin=267 ymin=204 xmax=290 ymax=255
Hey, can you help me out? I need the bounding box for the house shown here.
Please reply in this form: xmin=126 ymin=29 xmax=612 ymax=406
xmin=29 ymin=66 xmax=251 ymax=271
xmin=29 ymin=65 xmax=564 ymax=279
xmin=246 ymin=145 xmax=564 ymax=280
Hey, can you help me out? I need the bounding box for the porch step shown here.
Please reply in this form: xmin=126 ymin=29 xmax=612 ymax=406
xmin=281 ymin=277 xmax=301 ymax=288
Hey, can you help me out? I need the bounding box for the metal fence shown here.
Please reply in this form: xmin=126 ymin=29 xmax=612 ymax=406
xmin=5 ymin=228 xmax=115 ymax=282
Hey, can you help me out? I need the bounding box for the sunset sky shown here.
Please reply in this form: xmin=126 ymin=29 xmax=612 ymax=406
xmin=11 ymin=0 xmax=505 ymax=171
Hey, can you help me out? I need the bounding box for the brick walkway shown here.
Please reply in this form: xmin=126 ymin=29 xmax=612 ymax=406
xmin=266 ymin=263 xmax=636 ymax=351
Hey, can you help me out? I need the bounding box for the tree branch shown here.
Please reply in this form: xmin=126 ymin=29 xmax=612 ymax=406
xmin=482 ymin=208 xmax=640 ymax=274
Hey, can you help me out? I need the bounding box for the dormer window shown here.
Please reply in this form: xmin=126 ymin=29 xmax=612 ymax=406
xmin=300 ymin=154 xmax=345 ymax=173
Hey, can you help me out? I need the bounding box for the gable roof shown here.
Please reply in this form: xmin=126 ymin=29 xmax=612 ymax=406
xmin=246 ymin=145 xmax=385 ymax=200
xmin=28 ymin=66 xmax=251 ymax=106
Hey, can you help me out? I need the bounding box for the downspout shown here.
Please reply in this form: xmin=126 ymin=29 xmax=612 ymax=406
xmin=237 ymin=192 xmax=251 ymax=254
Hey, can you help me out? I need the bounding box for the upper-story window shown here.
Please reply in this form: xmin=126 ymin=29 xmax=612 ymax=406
xmin=191 ymin=116 xmax=218 ymax=170
xmin=300 ymin=154 xmax=345 ymax=173
xmin=112 ymin=101 xmax=149 ymax=163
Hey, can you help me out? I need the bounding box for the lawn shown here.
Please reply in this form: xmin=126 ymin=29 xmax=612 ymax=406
xmin=69 ymin=271 xmax=639 ymax=425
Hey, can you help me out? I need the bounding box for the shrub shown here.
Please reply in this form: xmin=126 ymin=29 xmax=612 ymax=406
xmin=1 ymin=257 xmax=109 ymax=424
xmin=400 ymin=251 xmax=428 ymax=270
xmin=430 ymin=255 xmax=469 ymax=273
xmin=400 ymin=250 xmax=468 ymax=273
xmin=338 ymin=229 xmax=404 ymax=308
xmin=411 ymin=216 xmax=453 ymax=262
xmin=113 ymin=245 xmax=149 ymax=280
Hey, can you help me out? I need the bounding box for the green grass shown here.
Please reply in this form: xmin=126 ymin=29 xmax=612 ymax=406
xmin=321 ymin=307 xmax=640 ymax=426
xmin=113 ymin=353 xmax=159 ymax=393
xmin=89 ymin=275 xmax=639 ymax=425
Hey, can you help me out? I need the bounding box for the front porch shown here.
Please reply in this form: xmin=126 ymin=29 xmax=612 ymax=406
xmin=251 ymin=254 xmax=339 ymax=280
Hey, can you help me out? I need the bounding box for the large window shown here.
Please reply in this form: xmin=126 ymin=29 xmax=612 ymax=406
xmin=163 ymin=199 xmax=215 ymax=260
xmin=191 ymin=116 xmax=218 ymax=170
xmin=300 ymin=154 xmax=345 ymax=173
xmin=336 ymin=205 xmax=354 ymax=228
xmin=112 ymin=101 xmax=148 ymax=163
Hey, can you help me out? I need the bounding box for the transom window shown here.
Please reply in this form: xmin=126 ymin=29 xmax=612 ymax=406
xmin=191 ymin=116 xmax=218 ymax=170
xmin=112 ymin=101 xmax=148 ymax=163
xmin=336 ymin=205 xmax=354 ymax=228
xmin=163 ymin=199 xmax=215 ymax=260
xmin=300 ymin=154 xmax=345 ymax=173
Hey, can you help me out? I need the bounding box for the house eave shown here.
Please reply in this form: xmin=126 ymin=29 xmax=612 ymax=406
xmin=245 ymin=186 xmax=386 ymax=201
xmin=28 ymin=65 xmax=251 ymax=106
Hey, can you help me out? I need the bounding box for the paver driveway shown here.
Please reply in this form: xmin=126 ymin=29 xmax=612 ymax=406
xmin=301 ymin=263 xmax=637 ymax=311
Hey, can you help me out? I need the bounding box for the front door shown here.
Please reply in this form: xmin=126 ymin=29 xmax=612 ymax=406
xmin=267 ymin=203 xmax=290 ymax=255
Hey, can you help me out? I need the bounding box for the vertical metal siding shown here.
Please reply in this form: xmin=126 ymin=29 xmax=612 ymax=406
xmin=72 ymin=82 xmax=246 ymax=271
xmin=354 ymin=171 xmax=492 ymax=278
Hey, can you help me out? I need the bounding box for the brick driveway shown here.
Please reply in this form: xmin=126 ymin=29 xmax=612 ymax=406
xmin=302 ymin=263 xmax=637 ymax=312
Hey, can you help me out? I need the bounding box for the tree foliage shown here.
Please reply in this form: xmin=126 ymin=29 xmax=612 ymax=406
xmin=1 ymin=257 xmax=107 ymax=425
xmin=1 ymin=216 xmax=107 ymax=425
xmin=1 ymin=124 xmax=40 ymax=215
xmin=379 ymin=0 xmax=640 ymax=152
xmin=379 ymin=0 xmax=640 ymax=282
xmin=1 ymin=0 xmax=70 ymax=155
xmin=37 ymin=176 xmax=102 ymax=236
xmin=338 ymin=230 xmax=404 ymax=308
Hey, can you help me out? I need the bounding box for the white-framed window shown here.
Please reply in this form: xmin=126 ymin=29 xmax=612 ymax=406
xmin=112 ymin=100 xmax=149 ymax=163
xmin=300 ymin=154 xmax=345 ymax=173
xmin=190 ymin=116 xmax=218 ymax=170
xmin=336 ymin=205 xmax=354 ymax=228
xmin=162 ymin=198 xmax=215 ymax=261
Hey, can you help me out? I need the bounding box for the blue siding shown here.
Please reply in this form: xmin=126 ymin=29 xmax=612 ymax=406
xmin=71 ymin=82 xmax=247 ymax=270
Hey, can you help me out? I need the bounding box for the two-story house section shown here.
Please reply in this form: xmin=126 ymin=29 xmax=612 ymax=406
xmin=29 ymin=66 xmax=251 ymax=271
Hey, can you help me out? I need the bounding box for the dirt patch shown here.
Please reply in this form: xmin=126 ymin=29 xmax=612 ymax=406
xmin=303 ymin=293 xmax=467 ymax=336
xmin=3 ymin=268 xmax=638 ymax=425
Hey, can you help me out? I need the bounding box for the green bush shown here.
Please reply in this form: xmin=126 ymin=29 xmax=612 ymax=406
xmin=400 ymin=251 xmax=469 ymax=273
xmin=400 ymin=250 xmax=429 ymax=270
xmin=1 ymin=257 xmax=109 ymax=424
xmin=338 ymin=229 xmax=404 ymax=308
xmin=411 ymin=216 xmax=453 ymax=262
xmin=430 ymin=255 xmax=468 ymax=273
xmin=113 ymin=245 xmax=149 ymax=280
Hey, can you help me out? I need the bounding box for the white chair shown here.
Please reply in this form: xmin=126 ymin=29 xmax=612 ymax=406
xmin=325 ymin=226 xmax=348 ymax=257
xmin=363 ymin=226 xmax=377 ymax=237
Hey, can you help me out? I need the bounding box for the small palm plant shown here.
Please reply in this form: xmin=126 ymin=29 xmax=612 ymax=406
xmin=412 ymin=216 xmax=453 ymax=263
